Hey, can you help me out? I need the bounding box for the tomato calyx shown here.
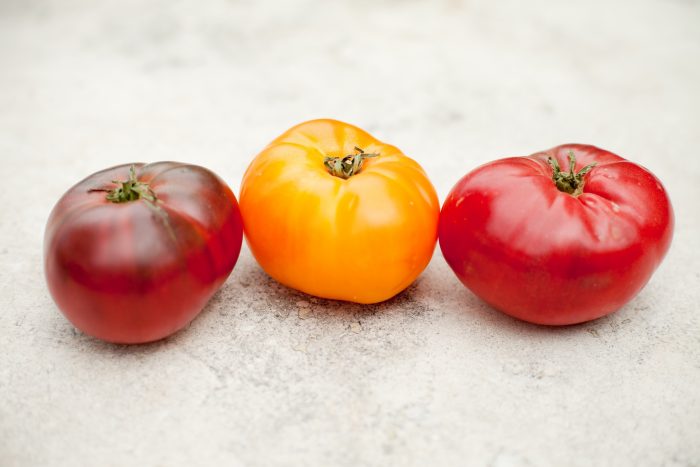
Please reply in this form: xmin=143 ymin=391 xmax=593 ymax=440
xmin=323 ymin=146 xmax=379 ymax=179
xmin=95 ymin=165 xmax=176 ymax=241
xmin=104 ymin=165 xmax=157 ymax=203
xmin=547 ymin=151 xmax=596 ymax=196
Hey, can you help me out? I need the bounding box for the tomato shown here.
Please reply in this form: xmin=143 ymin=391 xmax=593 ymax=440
xmin=44 ymin=162 xmax=243 ymax=343
xmin=240 ymin=119 xmax=440 ymax=304
xmin=439 ymin=144 xmax=674 ymax=325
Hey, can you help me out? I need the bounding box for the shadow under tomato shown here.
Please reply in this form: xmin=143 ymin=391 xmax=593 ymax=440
xmin=247 ymin=265 xmax=432 ymax=320
xmin=66 ymin=252 xmax=647 ymax=356
xmin=451 ymin=281 xmax=646 ymax=342
xmin=64 ymin=288 xmax=227 ymax=355
xmin=217 ymin=256 xmax=630 ymax=338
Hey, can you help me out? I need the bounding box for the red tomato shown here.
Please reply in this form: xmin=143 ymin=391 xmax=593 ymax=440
xmin=439 ymin=144 xmax=674 ymax=325
xmin=44 ymin=162 xmax=243 ymax=343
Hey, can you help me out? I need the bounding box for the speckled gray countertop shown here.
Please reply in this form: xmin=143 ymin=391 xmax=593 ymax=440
xmin=1 ymin=1 xmax=699 ymax=466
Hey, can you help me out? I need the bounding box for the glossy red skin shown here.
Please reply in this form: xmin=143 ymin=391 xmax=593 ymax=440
xmin=439 ymin=144 xmax=674 ymax=325
xmin=44 ymin=162 xmax=243 ymax=343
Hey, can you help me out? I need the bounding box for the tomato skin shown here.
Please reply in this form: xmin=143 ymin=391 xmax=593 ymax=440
xmin=44 ymin=162 xmax=243 ymax=343
xmin=240 ymin=119 xmax=440 ymax=304
xmin=439 ymin=144 xmax=674 ymax=325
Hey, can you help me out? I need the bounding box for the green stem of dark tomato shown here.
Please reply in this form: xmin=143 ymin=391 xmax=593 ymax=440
xmin=106 ymin=165 xmax=156 ymax=203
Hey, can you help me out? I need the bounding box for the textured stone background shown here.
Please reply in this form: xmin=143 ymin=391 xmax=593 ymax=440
xmin=1 ymin=0 xmax=699 ymax=466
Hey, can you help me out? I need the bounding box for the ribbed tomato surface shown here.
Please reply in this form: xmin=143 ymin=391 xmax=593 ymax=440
xmin=439 ymin=144 xmax=674 ymax=325
xmin=240 ymin=119 xmax=439 ymax=304
xmin=44 ymin=162 xmax=243 ymax=343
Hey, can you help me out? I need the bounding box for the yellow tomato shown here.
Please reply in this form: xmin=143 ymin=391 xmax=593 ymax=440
xmin=239 ymin=119 xmax=439 ymax=304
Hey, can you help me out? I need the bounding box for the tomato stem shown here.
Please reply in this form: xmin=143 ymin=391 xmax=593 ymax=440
xmin=104 ymin=165 xmax=177 ymax=241
xmin=106 ymin=165 xmax=157 ymax=203
xmin=324 ymin=146 xmax=379 ymax=179
xmin=547 ymin=151 xmax=596 ymax=196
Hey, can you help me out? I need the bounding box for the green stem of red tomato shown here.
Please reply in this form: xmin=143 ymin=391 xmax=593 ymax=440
xmin=547 ymin=151 xmax=596 ymax=196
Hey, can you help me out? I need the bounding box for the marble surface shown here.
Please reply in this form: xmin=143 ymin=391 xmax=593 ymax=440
xmin=1 ymin=0 xmax=699 ymax=465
